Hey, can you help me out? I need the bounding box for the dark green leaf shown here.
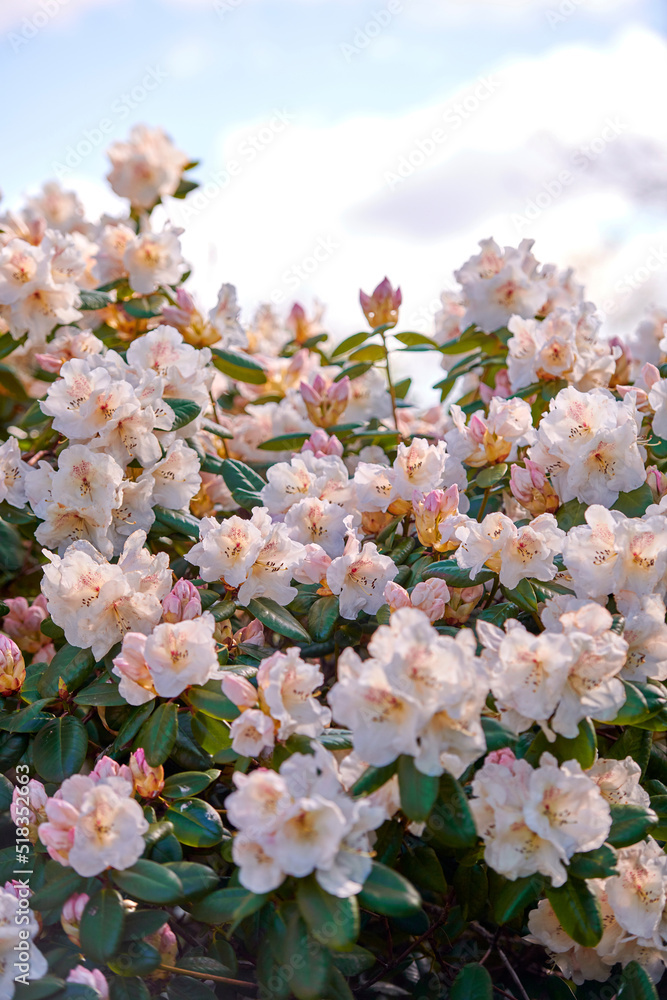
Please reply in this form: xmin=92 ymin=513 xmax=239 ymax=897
xmin=350 ymin=761 xmax=397 ymax=797
xmin=188 ymin=886 xmax=269 ymax=926
xmin=450 ymin=963 xmax=492 ymax=1000
xmin=186 ymin=684 xmax=240 ymax=720
xmin=617 ymin=960 xmax=659 ymax=999
xmin=422 ymin=559 xmax=495 ymax=587
xmin=546 ymin=877 xmax=603 ymax=947
xmin=109 ymin=979 xmax=150 ymax=1000
xmin=397 ymin=755 xmax=439 ymax=822
xmin=169 ymin=398 xmax=201 ymax=430
xmin=29 ymin=867 xmax=86 ymax=912
xmin=162 ymin=769 xmax=221 ymax=799
xmin=258 ymin=432 xmax=310 ymax=451
xmin=138 ymin=702 xmax=178 ymax=766
xmin=78 ymin=289 xmax=111 ymax=310
xmin=121 ymin=910 xmax=168 ymax=941
xmin=296 ymin=875 xmax=359 ymax=950
xmin=111 ymin=859 xmax=184 ymax=904
xmin=307 ymin=596 xmax=339 ymax=642
xmin=608 ymin=803 xmax=657 ymax=848
xmin=80 ymin=888 xmax=125 ymax=964
xmin=568 ymin=845 xmax=618 ymax=879
xmin=220 ymin=459 xmax=265 ymax=510
xmin=108 ymin=941 xmax=161 ymax=977
xmin=524 ymin=718 xmax=597 ymax=770
xmin=166 ymin=798 xmax=224 ymax=847
xmin=284 ymin=907 xmax=331 ymax=1000
xmin=612 ymin=484 xmax=653 ymax=517
xmin=33 ymin=716 xmax=87 ymax=783
xmin=153 ymin=505 xmax=201 ymax=538
xmin=331 ymin=331 xmax=373 ymax=357
xmin=607 ymin=727 xmax=652 ymax=777
xmin=427 ymin=772 xmax=477 ymax=849
xmin=246 ymin=597 xmax=310 ymax=642
xmin=163 ymin=861 xmax=219 ymax=899
xmin=493 ymin=873 xmax=546 ymax=924
xmin=358 ymin=861 xmax=422 ymax=917
xmin=38 ymin=645 xmax=95 ymax=698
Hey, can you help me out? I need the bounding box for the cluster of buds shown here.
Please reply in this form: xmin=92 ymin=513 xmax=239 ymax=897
xmin=162 ymin=287 xmax=220 ymax=348
xmin=646 ymin=465 xmax=667 ymax=504
xmin=162 ymin=579 xmax=202 ymax=624
xmin=360 ymin=277 xmax=402 ymax=329
xmin=3 ymin=595 xmax=52 ymax=654
xmin=216 ymin=617 xmax=264 ymax=650
xmin=301 ymin=428 xmax=343 ymax=458
xmin=128 ymin=748 xmax=164 ymax=799
xmin=412 ymin=486 xmax=464 ymax=552
xmin=384 ymin=579 xmax=450 ymax=623
xmin=509 ymin=460 xmax=559 ymax=516
xmin=300 ymin=373 xmax=350 ymax=428
xmin=442 ymin=584 xmax=485 ymax=625
xmin=0 ymin=633 xmax=25 ymax=696
xmin=462 ymin=412 xmax=513 ymax=467
xmin=286 ymin=302 xmax=325 ymax=346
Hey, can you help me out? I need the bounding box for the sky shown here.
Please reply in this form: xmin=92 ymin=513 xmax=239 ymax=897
xmin=3 ymin=0 xmax=667 ymax=382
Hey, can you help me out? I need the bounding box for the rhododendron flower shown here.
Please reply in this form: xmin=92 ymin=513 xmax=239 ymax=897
xmin=67 ymin=967 xmax=109 ymax=999
xmin=112 ymin=632 xmax=157 ymax=705
xmin=455 ymin=238 xmax=546 ymax=333
xmin=229 ymin=709 xmax=275 ymax=757
xmin=456 ymin=511 xmax=563 ymax=588
xmin=284 ymin=496 xmax=349 ymax=557
xmin=143 ymin=612 xmax=219 ymax=698
xmin=301 ymin=428 xmax=344 ymax=458
xmin=2 ymin=595 xmax=49 ymax=654
xmin=128 ymin=749 xmax=164 ymax=798
xmin=509 ymin=459 xmax=559 ymax=516
xmin=39 ymin=773 xmax=148 ymax=876
xmin=587 ymin=756 xmax=651 ymax=808
xmin=10 ymin=779 xmax=48 ymax=843
xmin=412 ymin=485 xmax=466 ymax=552
xmin=106 ymin=124 xmax=188 ymax=210
xmin=139 ymin=440 xmax=201 ymax=509
xmin=61 ymin=892 xmax=89 ymax=945
xmin=123 ymin=228 xmax=185 ymax=295
xmin=257 ymin=647 xmax=331 ymax=740
xmin=326 ymin=534 xmax=397 ymax=619
xmin=0 ymin=436 xmax=27 ymax=508
xmin=360 ymin=277 xmax=402 ymax=329
xmin=471 ymin=752 xmax=611 ymax=886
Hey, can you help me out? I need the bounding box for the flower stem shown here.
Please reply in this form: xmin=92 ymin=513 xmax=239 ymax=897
xmin=380 ymin=330 xmax=400 ymax=436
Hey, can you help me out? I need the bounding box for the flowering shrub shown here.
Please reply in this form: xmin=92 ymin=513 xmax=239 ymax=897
xmin=2 ymin=125 xmax=667 ymax=1000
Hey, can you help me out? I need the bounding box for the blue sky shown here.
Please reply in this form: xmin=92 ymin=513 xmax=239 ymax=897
xmin=3 ymin=0 xmax=667 ymax=368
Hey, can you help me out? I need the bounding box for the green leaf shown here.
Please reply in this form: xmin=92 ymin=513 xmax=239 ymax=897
xmin=190 ymin=712 xmax=233 ymax=756
xmin=524 ymin=718 xmax=597 ymax=770
xmin=162 ymin=769 xmax=221 ymax=799
xmin=14 ymin=977 xmax=66 ymax=999
xmin=80 ymin=888 xmax=126 ymax=964
xmin=349 ymin=343 xmax=386 ymax=363
xmin=307 ymin=595 xmax=339 ymax=642
xmin=350 ymin=761 xmax=397 ymax=797
xmin=163 ymin=861 xmax=219 ymax=899
xmin=397 ymin=755 xmax=439 ymax=822
xmin=331 ymin=330 xmax=373 ymax=358
xmin=612 ymin=483 xmax=653 ymax=517
xmin=334 ymin=362 xmax=373 ymax=382
xmin=110 ymin=702 xmax=155 ymax=753
xmin=318 ymin=728 xmax=353 ymax=751
xmin=568 ymin=845 xmax=618 ymax=879
xmin=555 ymin=498 xmax=588 ymax=531
xmin=33 ymin=716 xmax=87 ymax=783
xmin=38 ymin=645 xmax=95 ymax=698
xmin=0 ymin=518 xmax=25 ymax=571
xmin=169 ymin=398 xmax=201 ymax=430
xmin=78 ymin=289 xmax=111 ymax=310
xmin=402 ymin=846 xmax=448 ymax=895
xmin=480 ymin=716 xmax=517 ymax=753
xmin=109 ymin=979 xmax=150 ymax=1000
xmin=0 ymin=699 xmax=54 ymax=733
xmin=108 ymin=941 xmax=161 ymax=977
xmin=475 ymin=463 xmax=508 ymax=488
xmin=246 ymin=596 xmax=311 ymax=642
xmin=450 ymin=963 xmax=492 ymax=1000
xmin=617 ymin=960 xmax=659 ymax=999
xmin=493 ymin=873 xmax=546 ymax=924
xmin=607 ymin=727 xmax=652 ymax=777
xmin=111 ymin=859 xmax=184 ymax=904
xmin=121 ymin=910 xmax=169 ymax=941
xmin=358 ymin=860 xmax=422 ymax=917
xmin=608 ymin=803 xmax=657 ymax=848
xmin=546 ymin=877 xmax=603 ymax=948
xmin=422 ymin=559 xmax=495 ymax=587
xmin=212 ymin=348 xmax=267 ymax=384
xmin=501 ymin=577 xmax=538 ymax=614
xmin=188 ymin=886 xmax=269 ymax=926
xmin=427 ymin=772 xmax=477 ymax=849
xmin=284 ymin=907 xmax=331 ymax=1000
xmin=331 ymin=946 xmax=376 ymax=977
xmin=296 ymin=875 xmax=359 ymax=950
xmin=74 ymin=674 xmax=126 ymax=706
xmin=123 ymin=294 xmax=165 ymax=318
xmin=29 ymin=866 xmax=86 ymax=912
xmin=166 ymin=797 xmax=224 ymax=847
xmin=186 ymin=684 xmax=240 ymax=720
xmin=258 ymin=432 xmax=310 ymax=451
xmin=153 ymin=505 xmax=201 ymax=538
xmin=207 ymin=598 xmax=237 ymax=622
xmin=395 ymin=331 xmax=440 ymax=348
xmin=220 ymin=459 xmax=265 ymax=510
xmin=137 ymin=702 xmax=178 ymax=766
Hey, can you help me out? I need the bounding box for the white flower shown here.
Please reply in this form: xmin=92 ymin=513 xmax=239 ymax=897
xmin=391 ymin=438 xmax=448 ymax=501
xmin=587 ymin=756 xmax=651 ymax=808
xmin=107 ymin=124 xmax=188 ymax=209
xmin=260 ymin=457 xmax=319 ymax=514
xmin=284 ymin=496 xmax=349 ymax=557
xmin=186 ymin=510 xmax=265 ymax=586
xmin=229 ymin=709 xmax=275 ymax=758
xmin=257 ymin=647 xmax=331 ymax=740
xmin=327 ymin=535 xmax=397 ymax=619
xmin=111 ymin=632 xmax=156 ymax=705
xmin=144 ymin=612 xmax=219 ymax=698
xmin=40 ymin=357 xmax=110 ymax=439
xmin=455 ymin=238 xmax=546 ymax=333
xmin=139 ymin=440 xmax=201 ymax=510
xmin=125 ymin=325 xmax=212 ymax=408
xmin=353 ymin=462 xmax=396 ymax=513
xmin=123 ymin=228 xmax=185 ymax=295
xmin=272 ymin=796 xmax=348 ymax=878
xmin=605 ymin=838 xmax=667 ymax=941
xmin=209 ymin=282 xmax=246 ymax=349
xmin=0 ymin=436 xmax=27 ymax=508
xmin=616 ymin=591 xmax=667 ymax=682
xmin=497 ymin=514 xmax=565 ymax=590
xmin=41 ymin=531 xmax=169 ymax=659
xmin=0 ymin=238 xmax=47 ymax=304
xmin=237 ymin=514 xmax=302 ymax=607
xmin=232 ymin=834 xmax=285 ymax=893
xmin=109 ymin=478 xmax=156 ymax=555
xmin=526 ymin=893 xmax=614 ymax=985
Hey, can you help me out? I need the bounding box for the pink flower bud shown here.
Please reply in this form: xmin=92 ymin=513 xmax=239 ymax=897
xmin=646 ymin=465 xmax=667 ymax=502
xmin=222 ymin=674 xmax=258 ymax=709
xmin=0 ymin=634 xmax=25 ymax=696
xmin=359 ymin=277 xmax=402 ymax=329
xmin=145 ymin=923 xmax=178 ymax=979
xmin=129 ymin=749 xmax=164 ymax=798
xmin=383 ymin=582 xmax=412 ymax=612
xmin=487 ymin=747 xmax=517 ymax=768
xmin=301 ymin=428 xmax=344 ymax=458
xmin=91 ymin=756 xmax=132 ymax=785
xmin=67 ymin=967 xmax=109 ymax=1000
xmin=234 ymin=618 xmax=265 ymax=647
xmin=479 ymin=368 xmax=512 ymax=404
xmin=162 ymin=579 xmax=203 ymax=623
xmin=34 ymin=353 xmax=65 ymax=374
xmin=509 ymin=460 xmax=559 ymax=516
xmin=61 ymin=892 xmax=89 ymax=945
xmin=412 ymin=486 xmax=460 ymax=552
xmin=642 ymin=362 xmax=661 ymax=390
xmin=410 ymin=579 xmax=450 ymax=622
xmin=300 ymin=375 xmax=350 ymax=428
xmin=293 ymin=543 xmax=332 ymax=585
